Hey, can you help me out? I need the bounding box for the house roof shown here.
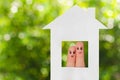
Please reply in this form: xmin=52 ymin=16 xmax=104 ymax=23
xmin=43 ymin=5 xmax=107 ymax=30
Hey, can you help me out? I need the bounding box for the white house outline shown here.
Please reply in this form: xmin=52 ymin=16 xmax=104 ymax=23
xmin=43 ymin=5 xmax=107 ymax=80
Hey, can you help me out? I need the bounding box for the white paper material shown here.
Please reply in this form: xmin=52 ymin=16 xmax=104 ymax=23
xmin=43 ymin=5 xmax=107 ymax=80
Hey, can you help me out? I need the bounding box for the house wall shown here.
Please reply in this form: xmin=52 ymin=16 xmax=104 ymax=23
xmin=50 ymin=29 xmax=99 ymax=80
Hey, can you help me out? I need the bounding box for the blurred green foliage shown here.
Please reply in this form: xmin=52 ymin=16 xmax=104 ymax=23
xmin=62 ymin=41 xmax=88 ymax=67
xmin=0 ymin=0 xmax=120 ymax=80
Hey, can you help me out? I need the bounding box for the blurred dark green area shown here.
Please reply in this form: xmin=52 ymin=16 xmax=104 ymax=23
xmin=0 ymin=0 xmax=120 ymax=80
xmin=62 ymin=41 xmax=88 ymax=67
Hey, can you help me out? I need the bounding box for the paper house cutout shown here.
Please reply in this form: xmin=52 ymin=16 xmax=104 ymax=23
xmin=43 ymin=5 xmax=107 ymax=80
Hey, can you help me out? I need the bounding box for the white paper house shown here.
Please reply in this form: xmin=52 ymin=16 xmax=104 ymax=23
xmin=43 ymin=5 xmax=107 ymax=80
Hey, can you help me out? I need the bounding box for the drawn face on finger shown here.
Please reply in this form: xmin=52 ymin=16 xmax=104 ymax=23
xmin=76 ymin=42 xmax=84 ymax=54
xmin=68 ymin=46 xmax=76 ymax=58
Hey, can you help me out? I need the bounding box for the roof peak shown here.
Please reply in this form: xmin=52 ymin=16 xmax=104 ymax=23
xmin=43 ymin=5 xmax=107 ymax=29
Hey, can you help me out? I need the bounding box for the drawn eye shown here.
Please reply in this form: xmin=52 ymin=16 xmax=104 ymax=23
xmin=73 ymin=51 xmax=75 ymax=54
xmin=77 ymin=47 xmax=79 ymax=50
xmin=80 ymin=47 xmax=82 ymax=50
xmin=69 ymin=51 xmax=72 ymax=54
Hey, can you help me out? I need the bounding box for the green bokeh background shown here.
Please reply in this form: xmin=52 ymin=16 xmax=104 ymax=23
xmin=62 ymin=41 xmax=88 ymax=67
xmin=0 ymin=0 xmax=120 ymax=80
